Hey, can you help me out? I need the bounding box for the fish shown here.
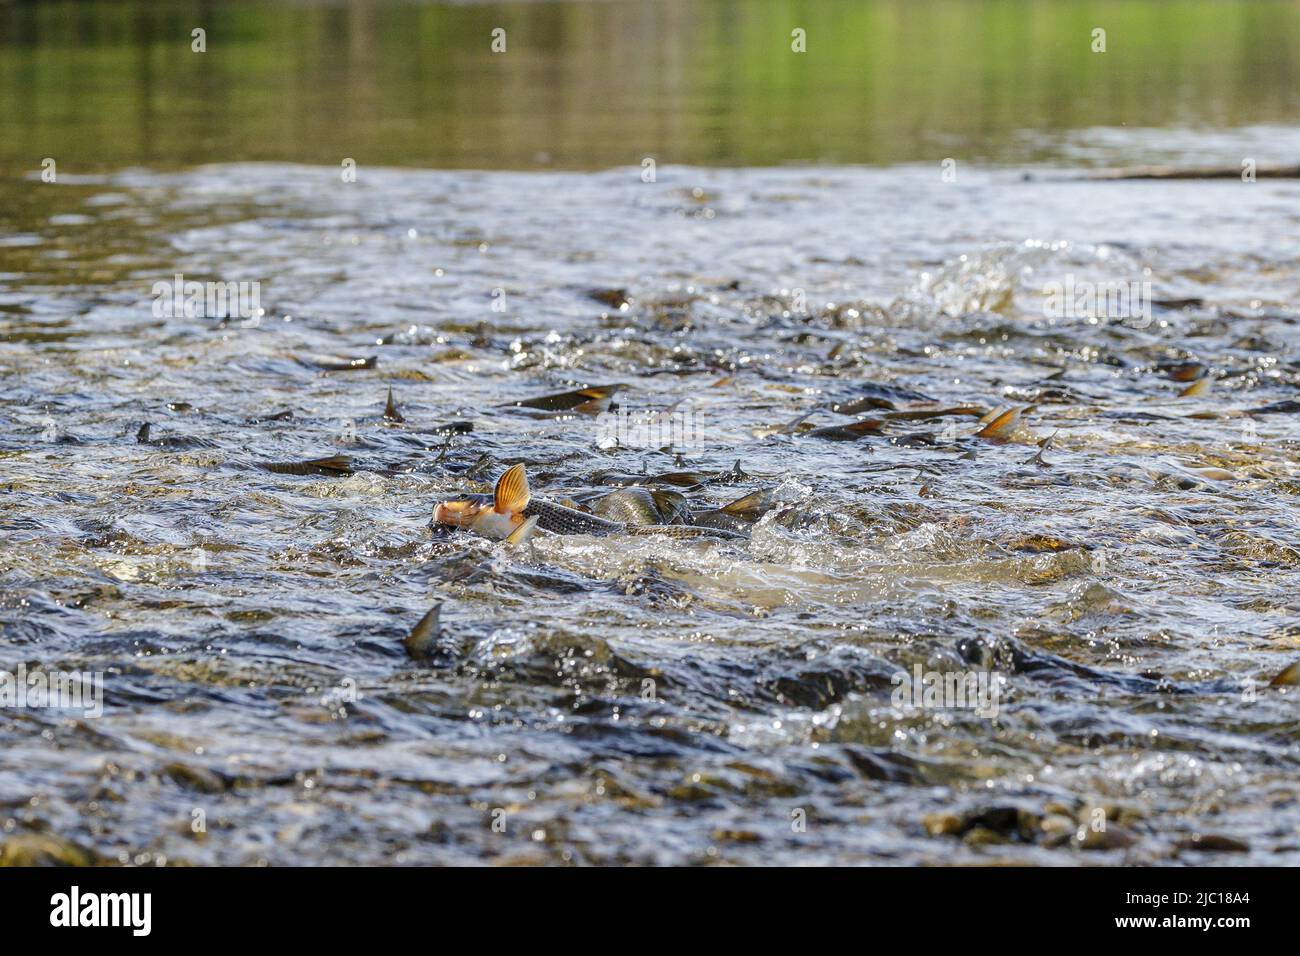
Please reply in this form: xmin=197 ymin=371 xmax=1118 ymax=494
xmin=806 ymin=419 xmax=885 ymax=441
xmin=1091 ymin=163 xmax=1300 ymax=180
xmin=587 ymin=288 xmax=632 ymax=310
xmin=974 ymin=406 xmax=1025 ymax=442
xmin=247 ymin=409 xmax=294 ymax=423
xmin=1268 ymin=661 xmax=1300 ymax=687
xmin=830 ymin=382 xmax=935 ymax=412
xmin=1249 ymin=400 xmax=1300 ymax=415
xmin=383 ymin=387 xmax=405 ymax=423
xmin=303 ymin=355 xmax=378 ymax=372
xmin=433 ymin=464 xmax=746 ymax=541
xmin=135 ymin=422 xmax=217 ymax=449
xmin=404 ymin=604 xmax=442 ymax=659
xmin=752 ymin=409 xmax=818 ymax=438
xmin=648 ymin=489 xmax=693 ymax=524
xmin=507 ymin=384 xmax=627 ymax=415
xmin=262 ymin=454 xmax=353 ymax=476
xmin=1142 ymin=461 xmax=1234 ymax=489
xmin=504 ymin=515 xmax=538 ymax=545
xmin=706 ymin=488 xmax=773 ymax=521
xmin=590 ymin=470 xmax=706 ymax=488
xmin=881 ymin=406 xmax=985 ymax=422
xmin=418 ymin=421 xmax=473 ymax=436
xmin=830 ymin=396 xmax=896 ymax=414
xmin=591 ymin=487 xmax=690 ymax=526
xmin=688 ymin=460 xmax=756 ymax=487
xmin=1100 ymin=410 xmax=1177 ymax=422
xmin=1178 ymin=376 xmax=1213 ymax=398
xmin=1158 ymin=361 xmax=1206 ymax=382
xmin=590 ymin=461 xmax=757 ymax=490
xmin=1030 ymin=430 xmax=1058 ymax=467
xmin=691 ymin=488 xmax=776 ymax=533
xmin=890 ymin=431 xmax=939 ymax=447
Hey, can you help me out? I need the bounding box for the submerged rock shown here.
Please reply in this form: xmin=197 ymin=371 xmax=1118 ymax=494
xmin=0 ymin=833 xmax=98 ymax=867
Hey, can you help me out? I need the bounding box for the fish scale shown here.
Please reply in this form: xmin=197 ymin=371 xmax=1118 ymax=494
xmin=522 ymin=499 xmax=746 ymax=540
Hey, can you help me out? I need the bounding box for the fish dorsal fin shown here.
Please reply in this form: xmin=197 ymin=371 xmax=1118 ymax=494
xmin=384 ymin=386 xmax=404 ymax=423
xmin=494 ymin=463 xmax=531 ymax=513
xmin=404 ymin=603 xmax=442 ymax=659
xmin=1270 ymin=660 xmax=1300 ymax=687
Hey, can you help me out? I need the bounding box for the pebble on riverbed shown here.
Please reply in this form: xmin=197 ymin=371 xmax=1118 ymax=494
xmin=0 ymin=833 xmax=100 ymax=866
xmin=1072 ymin=824 xmax=1138 ymax=851
xmin=1174 ymin=834 xmax=1250 ymax=854
xmin=922 ymin=801 xmax=1146 ymax=852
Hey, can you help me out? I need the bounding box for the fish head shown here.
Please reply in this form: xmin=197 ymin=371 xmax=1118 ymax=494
xmin=433 ymin=464 xmax=534 ymax=540
xmin=433 ymin=496 xmax=523 ymax=539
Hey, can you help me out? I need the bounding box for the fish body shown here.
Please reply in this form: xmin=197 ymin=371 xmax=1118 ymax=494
xmin=589 ymin=469 xmax=708 ymax=488
xmin=305 ymin=355 xmax=378 ymax=372
xmin=692 ymin=488 xmax=776 ymax=532
xmin=831 ymin=396 xmax=895 ymax=415
xmin=526 ymin=498 xmax=627 ymax=536
xmin=882 ymin=405 xmax=985 ymax=422
xmin=508 ymin=384 xmax=627 ymax=415
xmin=628 ymin=523 xmax=747 ymax=540
xmin=690 ymin=509 xmax=756 ymax=534
xmin=1160 ymin=361 xmax=1206 ymax=382
xmin=806 ymin=419 xmax=884 ymax=441
xmin=135 ymin=422 xmax=217 ymax=449
xmin=262 ymin=455 xmax=353 ymax=476
xmin=587 ymin=288 xmax=631 ymax=309
xmin=419 ymin=421 xmax=474 ymax=436
xmin=1250 ymin=400 xmax=1300 ymax=415
xmin=590 ymin=463 xmax=757 ymax=489
xmin=433 ymin=464 xmax=746 ymax=541
xmin=831 ymin=382 xmax=935 ymax=411
xmin=591 ymin=487 xmax=690 ymax=526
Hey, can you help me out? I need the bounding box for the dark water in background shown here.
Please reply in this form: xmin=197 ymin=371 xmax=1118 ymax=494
xmin=2 ymin=1 xmax=1300 ymax=866
xmin=2 ymin=0 xmax=1300 ymax=171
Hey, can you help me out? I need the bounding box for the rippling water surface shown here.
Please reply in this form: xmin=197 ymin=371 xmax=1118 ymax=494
xmin=3 ymin=139 xmax=1299 ymax=864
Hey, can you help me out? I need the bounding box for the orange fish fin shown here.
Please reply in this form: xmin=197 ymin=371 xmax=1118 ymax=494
xmin=975 ymin=407 xmax=1021 ymax=441
xmin=494 ymin=463 xmax=531 ymax=513
xmin=1269 ymin=660 xmax=1300 ymax=687
xmin=505 ymin=514 xmax=540 ymax=546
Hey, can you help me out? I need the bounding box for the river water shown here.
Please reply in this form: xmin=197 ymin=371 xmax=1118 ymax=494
xmin=2 ymin=0 xmax=1299 ymax=866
